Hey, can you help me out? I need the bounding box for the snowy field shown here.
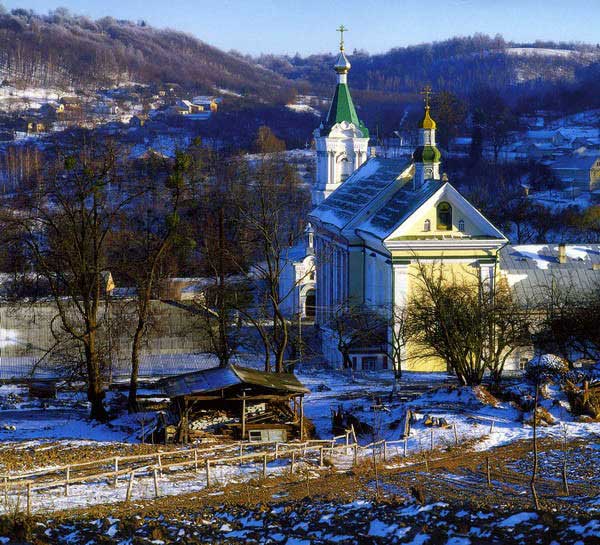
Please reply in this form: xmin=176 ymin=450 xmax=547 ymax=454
xmin=0 ymin=365 xmax=598 ymax=543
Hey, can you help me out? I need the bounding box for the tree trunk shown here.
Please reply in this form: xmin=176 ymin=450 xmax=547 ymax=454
xmin=274 ymin=309 xmax=288 ymax=373
xmin=530 ymin=382 xmax=541 ymax=510
xmin=128 ymin=319 xmax=144 ymax=413
xmin=85 ymin=333 xmax=108 ymax=422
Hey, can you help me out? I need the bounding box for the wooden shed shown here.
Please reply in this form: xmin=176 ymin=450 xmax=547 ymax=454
xmin=159 ymin=365 xmax=310 ymax=443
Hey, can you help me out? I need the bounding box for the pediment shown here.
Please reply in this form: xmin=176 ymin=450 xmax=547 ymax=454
xmin=384 ymin=183 xmax=506 ymax=243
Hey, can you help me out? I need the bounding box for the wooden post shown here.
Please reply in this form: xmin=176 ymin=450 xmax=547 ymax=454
xmin=486 ymin=456 xmax=491 ymax=488
xmin=404 ymin=437 xmax=408 ymax=457
xmin=275 ymin=443 xmax=279 ymax=459
xmin=262 ymin=454 xmax=268 ymax=479
xmin=319 ymin=447 xmax=324 ymax=467
xmin=65 ymin=466 xmax=70 ymax=497
xmin=299 ymin=396 xmax=304 ymax=441
xmin=383 ymin=442 xmax=387 ymax=462
xmin=353 ymin=444 xmax=358 ymax=466
xmin=453 ymin=424 xmax=458 ymax=446
xmin=158 ymin=454 xmax=163 ymax=477
xmin=114 ymin=457 xmax=119 ymax=487
xmin=239 ymin=444 xmax=243 ymax=466
xmin=241 ymin=392 xmax=247 ymax=441
xmin=425 ymin=458 xmax=429 ymax=473
xmin=562 ymin=459 xmax=569 ymax=495
xmin=351 ymin=424 xmax=357 ymax=445
xmin=194 ymin=449 xmax=198 ymax=472
xmin=290 ymin=451 xmax=295 ymax=474
xmin=205 ymin=460 xmax=211 ymax=487
xmin=153 ymin=468 xmax=159 ymax=498
xmin=125 ymin=471 xmax=135 ymax=502
xmin=345 ymin=431 xmax=350 ymax=455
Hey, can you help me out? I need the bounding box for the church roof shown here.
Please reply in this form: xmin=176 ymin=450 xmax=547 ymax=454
xmin=421 ymin=106 xmax=437 ymax=130
xmin=359 ymin=179 xmax=444 ymax=238
xmin=310 ymin=157 xmax=410 ymax=230
xmin=323 ymin=82 xmax=369 ymax=136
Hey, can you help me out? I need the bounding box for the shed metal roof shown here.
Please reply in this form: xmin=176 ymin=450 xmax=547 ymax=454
xmin=159 ymin=364 xmax=309 ymax=398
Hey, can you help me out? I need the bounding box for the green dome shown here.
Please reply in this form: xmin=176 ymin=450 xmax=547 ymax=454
xmin=413 ymin=145 xmax=441 ymax=163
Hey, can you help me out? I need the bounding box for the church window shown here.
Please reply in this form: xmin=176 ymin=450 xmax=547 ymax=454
xmin=437 ymin=202 xmax=452 ymax=231
xmin=458 ymin=219 xmax=465 ymax=232
xmin=423 ymin=219 xmax=431 ymax=232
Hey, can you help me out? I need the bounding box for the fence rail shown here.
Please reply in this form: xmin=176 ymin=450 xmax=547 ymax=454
xmin=2 ymin=425 xmax=483 ymax=515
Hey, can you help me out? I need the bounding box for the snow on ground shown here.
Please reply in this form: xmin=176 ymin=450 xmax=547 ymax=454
xmin=0 ymin=389 xmax=152 ymax=443
xmin=286 ymin=103 xmax=321 ymax=117
xmin=506 ymin=47 xmax=591 ymax=58
xmin=298 ymin=366 xmax=600 ymax=453
xmin=3 ymin=456 xmax=296 ymax=515
xmin=1 ymin=365 xmax=599 ymax=516
xmin=25 ymin=494 xmax=600 ymax=544
xmin=529 ymin=189 xmax=591 ymax=212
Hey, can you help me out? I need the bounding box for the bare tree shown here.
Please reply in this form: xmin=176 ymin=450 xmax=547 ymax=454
xmin=525 ymin=355 xmax=567 ymax=510
xmin=110 ymin=151 xmax=189 ymax=412
xmin=408 ymin=262 xmax=488 ymax=385
xmin=408 ymin=262 xmax=533 ymax=386
xmin=1 ymin=143 xmax=133 ymax=421
xmin=481 ymin=278 xmax=533 ymax=386
xmin=387 ymin=303 xmax=410 ymax=386
xmin=329 ymin=305 xmax=388 ymax=370
xmin=235 ymin=127 xmax=311 ymax=372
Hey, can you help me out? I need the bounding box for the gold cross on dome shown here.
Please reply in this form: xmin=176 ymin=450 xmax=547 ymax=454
xmin=421 ymin=85 xmax=433 ymax=108
xmin=337 ymin=25 xmax=348 ymax=51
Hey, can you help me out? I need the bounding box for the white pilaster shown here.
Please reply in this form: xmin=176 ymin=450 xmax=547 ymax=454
xmin=392 ymin=263 xmax=410 ymax=310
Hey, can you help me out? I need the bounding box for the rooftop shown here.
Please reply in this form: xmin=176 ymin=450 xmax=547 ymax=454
xmin=500 ymin=244 xmax=600 ymax=303
xmin=310 ymin=157 xmax=409 ymax=230
xmin=159 ymin=364 xmax=309 ymax=398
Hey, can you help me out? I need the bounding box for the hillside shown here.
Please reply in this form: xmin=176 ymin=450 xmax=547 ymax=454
xmin=257 ymin=35 xmax=600 ymax=100
xmin=0 ymin=9 xmax=296 ymax=104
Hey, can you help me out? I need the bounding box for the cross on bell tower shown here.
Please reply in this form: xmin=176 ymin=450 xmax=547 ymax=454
xmin=336 ymin=24 xmax=348 ymax=51
xmin=421 ymin=85 xmax=433 ymax=110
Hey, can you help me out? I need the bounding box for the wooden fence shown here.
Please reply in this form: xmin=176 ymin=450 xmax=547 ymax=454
xmin=2 ymin=421 xmax=491 ymax=515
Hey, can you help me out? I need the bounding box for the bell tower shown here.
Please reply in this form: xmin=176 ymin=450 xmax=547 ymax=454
xmin=413 ymin=86 xmax=441 ymax=189
xmin=313 ymin=26 xmax=370 ymax=205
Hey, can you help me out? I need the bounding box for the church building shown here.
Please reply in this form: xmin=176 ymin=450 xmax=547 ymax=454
xmin=309 ymin=88 xmax=509 ymax=371
xmin=285 ymin=32 xmax=600 ymax=373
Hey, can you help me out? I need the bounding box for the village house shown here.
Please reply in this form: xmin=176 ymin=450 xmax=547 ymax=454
xmin=192 ymin=96 xmax=221 ymax=112
xmin=60 ymin=96 xmax=81 ymax=111
xmin=548 ymin=152 xmax=600 ymax=196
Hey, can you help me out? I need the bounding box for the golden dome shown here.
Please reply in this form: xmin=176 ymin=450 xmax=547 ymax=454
xmin=421 ymin=106 xmax=437 ymax=130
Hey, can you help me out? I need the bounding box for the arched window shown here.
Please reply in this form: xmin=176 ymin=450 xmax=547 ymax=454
xmin=437 ymin=202 xmax=452 ymax=231
xmin=423 ymin=219 xmax=431 ymax=232
xmin=458 ymin=219 xmax=465 ymax=232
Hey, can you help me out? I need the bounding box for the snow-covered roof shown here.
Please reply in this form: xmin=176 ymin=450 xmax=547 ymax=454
xmin=500 ymin=244 xmax=600 ymax=303
xmin=359 ymin=179 xmax=443 ymax=238
xmin=309 ymin=157 xmax=410 ymax=230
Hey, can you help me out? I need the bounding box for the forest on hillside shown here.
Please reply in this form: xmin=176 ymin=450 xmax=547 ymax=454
xmin=257 ymin=34 xmax=600 ymax=98
xmin=0 ymin=7 xmax=296 ymax=104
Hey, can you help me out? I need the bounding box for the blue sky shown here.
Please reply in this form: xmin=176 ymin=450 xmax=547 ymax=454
xmin=4 ymin=0 xmax=599 ymax=55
